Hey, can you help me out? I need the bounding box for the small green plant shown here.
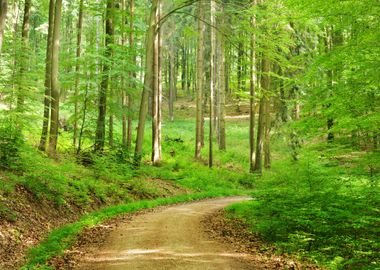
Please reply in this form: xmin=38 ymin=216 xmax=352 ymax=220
xmin=0 ymin=203 xmax=17 ymax=222
xmin=0 ymin=118 xmax=24 ymax=170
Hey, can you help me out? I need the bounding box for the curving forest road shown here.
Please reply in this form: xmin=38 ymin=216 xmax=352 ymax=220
xmin=75 ymin=197 xmax=263 ymax=270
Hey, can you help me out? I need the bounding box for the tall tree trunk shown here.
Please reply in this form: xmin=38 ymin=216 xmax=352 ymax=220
xmin=16 ymin=0 xmax=31 ymax=112
xmin=249 ymin=0 xmax=257 ymax=172
xmin=209 ymin=0 xmax=216 ymax=167
xmin=127 ymin=0 xmax=135 ymax=150
xmin=0 ymin=0 xmax=7 ymax=54
xmin=181 ymin=44 xmax=187 ymax=94
xmin=94 ymin=0 xmax=114 ymax=152
xmin=121 ymin=0 xmax=127 ymax=147
xmin=152 ymin=0 xmax=161 ymax=165
xmin=48 ymin=0 xmax=62 ymax=157
xmin=134 ymin=0 xmax=157 ymax=165
xmin=73 ymin=0 xmax=84 ymax=150
xmin=264 ymin=96 xmax=271 ymax=169
xmin=195 ymin=0 xmax=205 ymax=159
xmin=77 ymin=72 xmax=90 ymax=155
xmin=325 ymin=28 xmax=334 ymax=143
xmin=253 ymin=57 xmax=270 ymax=174
xmin=237 ymin=42 xmax=243 ymax=93
xmin=169 ymin=43 xmax=175 ymax=122
xmin=38 ymin=0 xmax=54 ymax=151
xmin=108 ymin=3 xmax=116 ymax=150
xmin=217 ymin=11 xmax=226 ymax=151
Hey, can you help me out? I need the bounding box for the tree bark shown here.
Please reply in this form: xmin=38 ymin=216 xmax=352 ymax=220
xmin=94 ymin=0 xmax=114 ymax=152
xmin=134 ymin=0 xmax=157 ymax=165
xmin=169 ymin=43 xmax=175 ymax=122
xmin=325 ymin=28 xmax=334 ymax=143
xmin=16 ymin=0 xmax=31 ymax=111
xmin=38 ymin=0 xmax=55 ymax=152
xmin=73 ymin=0 xmax=84 ymax=150
xmin=121 ymin=0 xmax=127 ymax=147
xmin=48 ymin=0 xmax=62 ymax=157
xmin=127 ymin=0 xmax=135 ymax=150
xmin=195 ymin=0 xmax=205 ymax=159
xmin=217 ymin=10 xmax=226 ymax=151
xmin=237 ymin=42 xmax=243 ymax=92
xmin=181 ymin=44 xmax=187 ymax=95
xmin=253 ymin=57 xmax=270 ymax=174
xmin=0 ymin=0 xmax=7 ymax=54
xmin=209 ymin=0 xmax=216 ymax=167
xmin=249 ymin=0 xmax=257 ymax=172
xmin=264 ymin=96 xmax=271 ymax=169
xmin=77 ymin=73 xmax=90 ymax=155
xmin=152 ymin=0 xmax=161 ymax=165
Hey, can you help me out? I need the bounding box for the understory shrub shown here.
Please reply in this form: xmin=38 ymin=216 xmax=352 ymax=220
xmin=0 ymin=118 xmax=24 ymax=170
xmin=228 ymin=149 xmax=380 ymax=269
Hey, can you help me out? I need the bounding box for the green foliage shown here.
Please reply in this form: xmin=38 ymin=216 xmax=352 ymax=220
xmin=0 ymin=203 xmax=17 ymax=222
xmin=0 ymin=119 xmax=25 ymax=170
xmin=227 ymin=147 xmax=380 ymax=269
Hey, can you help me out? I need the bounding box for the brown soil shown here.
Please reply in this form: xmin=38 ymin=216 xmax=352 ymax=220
xmin=0 ymin=185 xmax=81 ymax=270
xmin=51 ymin=196 xmax=312 ymax=270
xmin=0 ymin=179 xmax=187 ymax=270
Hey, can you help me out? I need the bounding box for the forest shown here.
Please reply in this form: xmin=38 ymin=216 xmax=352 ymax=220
xmin=0 ymin=0 xmax=379 ymax=269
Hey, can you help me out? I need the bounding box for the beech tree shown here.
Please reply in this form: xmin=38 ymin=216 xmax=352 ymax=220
xmin=0 ymin=0 xmax=7 ymax=54
xmin=152 ymin=0 xmax=162 ymax=165
xmin=15 ymin=0 xmax=31 ymax=112
xmin=38 ymin=0 xmax=55 ymax=152
xmin=48 ymin=0 xmax=63 ymax=157
xmin=195 ymin=0 xmax=205 ymax=160
xmin=73 ymin=0 xmax=84 ymax=150
xmin=94 ymin=0 xmax=115 ymax=152
xmin=134 ymin=0 xmax=158 ymax=164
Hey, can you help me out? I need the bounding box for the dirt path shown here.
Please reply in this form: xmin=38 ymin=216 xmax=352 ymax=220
xmin=75 ymin=197 xmax=262 ymax=270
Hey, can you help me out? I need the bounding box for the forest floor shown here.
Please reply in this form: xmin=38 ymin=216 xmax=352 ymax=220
xmin=50 ymin=197 xmax=321 ymax=270
xmin=0 ymin=178 xmax=188 ymax=269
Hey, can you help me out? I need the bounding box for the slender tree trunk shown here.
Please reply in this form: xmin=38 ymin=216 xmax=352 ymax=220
xmin=0 ymin=0 xmax=7 ymax=54
xmin=195 ymin=1 xmax=205 ymax=159
xmin=16 ymin=0 xmax=31 ymax=111
xmin=249 ymin=0 xmax=257 ymax=172
xmin=126 ymin=0 xmax=135 ymax=150
xmin=325 ymin=28 xmax=334 ymax=143
xmin=121 ymin=0 xmax=127 ymax=147
xmin=217 ymin=15 xmax=226 ymax=150
xmin=73 ymin=0 xmax=84 ymax=150
xmin=77 ymin=73 xmax=90 ymax=155
xmin=152 ymin=0 xmax=162 ymax=165
xmin=253 ymin=57 xmax=270 ymax=174
xmin=48 ymin=0 xmax=62 ymax=157
xmin=181 ymin=44 xmax=187 ymax=94
xmin=108 ymin=13 xmax=116 ymax=150
xmin=38 ymin=0 xmax=54 ymax=152
xmin=209 ymin=0 xmax=216 ymax=167
xmin=134 ymin=0 xmax=157 ymax=165
xmin=94 ymin=0 xmax=114 ymax=152
xmin=264 ymin=96 xmax=271 ymax=169
xmin=187 ymin=42 xmax=192 ymax=98
xmin=169 ymin=44 xmax=175 ymax=122
xmin=237 ymin=42 xmax=243 ymax=92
